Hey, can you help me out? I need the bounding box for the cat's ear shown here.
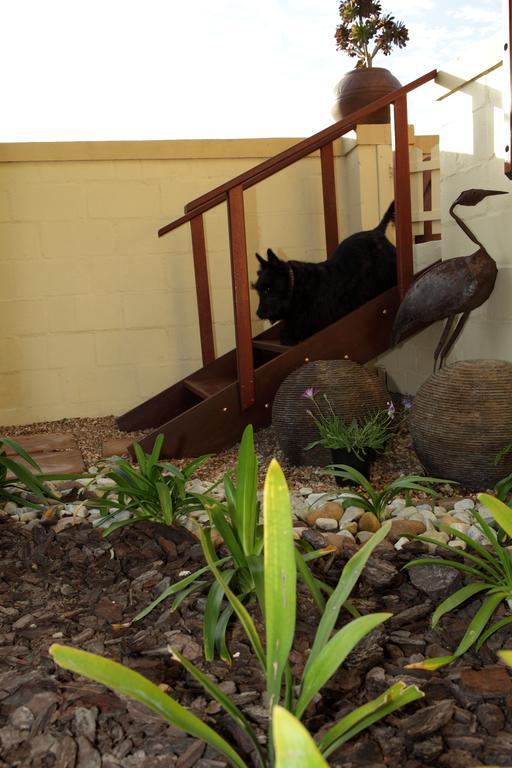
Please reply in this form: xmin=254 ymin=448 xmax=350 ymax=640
xmin=267 ymin=248 xmax=281 ymax=266
xmin=256 ymin=252 xmax=267 ymax=269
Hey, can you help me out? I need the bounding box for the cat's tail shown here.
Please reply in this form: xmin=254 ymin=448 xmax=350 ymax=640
xmin=375 ymin=201 xmax=395 ymax=232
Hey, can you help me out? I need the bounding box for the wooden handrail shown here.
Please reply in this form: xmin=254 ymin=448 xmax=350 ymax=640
xmin=158 ymin=69 xmax=436 ymax=237
xmin=156 ymin=68 xmax=437 ymax=412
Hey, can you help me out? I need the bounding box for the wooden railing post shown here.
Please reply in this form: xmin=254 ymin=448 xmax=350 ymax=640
xmin=227 ymin=186 xmax=255 ymax=410
xmin=320 ymin=142 xmax=339 ymax=255
xmin=190 ymin=215 xmax=215 ymax=366
xmin=393 ymin=94 xmax=414 ymax=298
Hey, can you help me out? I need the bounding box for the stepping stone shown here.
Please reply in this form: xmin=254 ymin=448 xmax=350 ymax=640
xmin=102 ymin=437 xmax=134 ymax=458
xmin=2 ymin=433 xmax=85 ymax=475
xmin=2 ymin=433 xmax=76 ymax=455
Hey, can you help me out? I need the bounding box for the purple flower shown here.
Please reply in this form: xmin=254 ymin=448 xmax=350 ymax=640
xmin=402 ymin=397 xmax=413 ymax=410
xmin=301 ymin=387 xmax=317 ymax=400
xmin=387 ymin=401 xmax=396 ymax=418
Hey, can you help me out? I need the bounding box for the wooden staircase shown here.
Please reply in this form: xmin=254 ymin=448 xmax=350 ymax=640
xmin=118 ymin=287 xmax=400 ymax=457
xmin=117 ymin=70 xmax=437 ymax=458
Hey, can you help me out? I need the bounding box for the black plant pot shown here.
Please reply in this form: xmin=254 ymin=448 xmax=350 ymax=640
xmin=330 ymin=448 xmax=370 ymax=487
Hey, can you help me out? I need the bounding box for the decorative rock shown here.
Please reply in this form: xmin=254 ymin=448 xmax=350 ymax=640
xmin=448 ymin=539 xmax=467 ymax=550
xmin=454 ymin=498 xmax=475 ymax=511
xmin=358 ymin=511 xmax=380 ymax=532
xmin=323 ymin=531 xmax=357 ymax=556
xmin=449 ymin=522 xmax=470 ymax=535
xmin=424 ymin=530 xmax=450 ymax=552
xmin=340 ymin=505 xmax=365 ymax=524
xmin=3 ymin=501 xmax=19 ymax=515
xmin=19 ymin=509 xmax=38 ymax=523
xmin=408 ymin=561 xmax=462 ymax=600
xmin=467 ymin=525 xmax=490 ymax=545
xmin=434 ymin=505 xmax=447 ymax=516
xmin=299 ymin=487 xmax=313 ymax=496
xmin=307 ymin=502 xmax=343 ymax=526
xmin=401 ymin=505 xmax=421 ymax=519
xmin=356 ymin=531 xmax=374 ymax=544
xmin=394 ymin=536 xmax=410 ymax=551
xmin=339 ymin=521 xmax=358 ymax=535
xmin=9 ymin=706 xmax=34 ymax=730
xmin=388 ymin=519 xmax=426 ymax=543
xmin=314 ymin=517 xmax=339 ymax=532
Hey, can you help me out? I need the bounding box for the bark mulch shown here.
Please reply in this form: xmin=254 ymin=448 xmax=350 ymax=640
xmin=1 ymin=418 xmax=511 ymax=767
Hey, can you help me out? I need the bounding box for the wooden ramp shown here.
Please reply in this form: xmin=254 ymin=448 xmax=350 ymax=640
xmin=117 ymin=287 xmax=400 ymax=458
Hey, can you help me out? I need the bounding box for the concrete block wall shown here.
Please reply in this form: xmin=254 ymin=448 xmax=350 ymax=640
xmin=3 ymin=138 xmax=367 ymax=425
xmin=0 ymin=127 xmax=439 ymax=425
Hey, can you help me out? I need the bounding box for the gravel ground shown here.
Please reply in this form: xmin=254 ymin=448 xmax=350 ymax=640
xmin=0 ymin=412 xmax=438 ymax=494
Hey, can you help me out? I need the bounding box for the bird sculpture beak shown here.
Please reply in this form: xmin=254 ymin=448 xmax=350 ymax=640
xmin=452 ymin=189 xmax=508 ymax=207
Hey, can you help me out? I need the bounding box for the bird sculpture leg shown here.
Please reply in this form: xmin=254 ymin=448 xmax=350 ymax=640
xmin=438 ymin=310 xmax=471 ymax=369
xmin=433 ymin=316 xmax=455 ymax=372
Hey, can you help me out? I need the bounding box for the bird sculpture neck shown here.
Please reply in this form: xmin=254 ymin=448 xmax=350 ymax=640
xmin=449 ymin=204 xmax=486 ymax=252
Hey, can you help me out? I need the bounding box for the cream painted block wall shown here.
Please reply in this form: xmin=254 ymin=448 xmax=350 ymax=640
xmin=0 ymin=128 xmax=435 ymax=425
xmin=0 ymin=138 xmax=355 ymax=425
xmin=378 ymin=51 xmax=511 ymax=396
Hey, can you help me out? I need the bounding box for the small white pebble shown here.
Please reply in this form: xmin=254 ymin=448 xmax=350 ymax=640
xmin=454 ymin=499 xmax=475 ymax=511
xmin=394 ymin=536 xmax=409 ymax=550
xmin=315 ymin=517 xmax=339 ymax=532
xmin=178 ymin=570 xmax=191 ymax=577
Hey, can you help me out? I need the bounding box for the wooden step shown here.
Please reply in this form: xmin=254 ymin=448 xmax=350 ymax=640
xmin=184 ymin=375 xmax=236 ymax=400
xmin=252 ymin=339 xmax=291 ymax=355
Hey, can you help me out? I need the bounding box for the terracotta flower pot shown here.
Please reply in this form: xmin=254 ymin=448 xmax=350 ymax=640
xmin=332 ymin=67 xmax=402 ymax=125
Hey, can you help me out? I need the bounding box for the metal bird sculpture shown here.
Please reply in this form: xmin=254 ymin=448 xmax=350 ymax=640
xmin=391 ymin=188 xmax=507 ymax=370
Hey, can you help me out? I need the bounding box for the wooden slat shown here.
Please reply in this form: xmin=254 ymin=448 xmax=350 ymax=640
xmin=227 ymin=186 xmax=255 ymax=411
xmin=190 ymin=215 xmax=215 ymax=365
xmin=135 ymin=288 xmax=400 ymax=458
xmin=393 ymin=95 xmax=414 ymax=299
xmin=320 ymin=142 xmax=339 ymax=255
xmin=252 ymin=340 xmax=291 ymax=355
xmin=184 ymin=376 xmax=235 ymax=400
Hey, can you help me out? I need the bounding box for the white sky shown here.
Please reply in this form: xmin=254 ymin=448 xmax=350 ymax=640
xmin=1 ymin=0 xmax=503 ymax=142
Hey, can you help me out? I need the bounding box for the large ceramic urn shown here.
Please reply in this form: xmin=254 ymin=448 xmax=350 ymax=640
xmin=332 ymin=67 xmax=402 ymax=124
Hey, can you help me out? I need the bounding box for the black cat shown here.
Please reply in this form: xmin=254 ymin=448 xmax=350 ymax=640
xmin=252 ymin=201 xmax=397 ymax=345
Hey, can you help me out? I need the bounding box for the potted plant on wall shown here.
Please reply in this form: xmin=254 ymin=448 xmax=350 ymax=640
xmin=303 ymin=387 xmax=395 ymax=484
xmin=333 ymin=0 xmax=409 ymax=124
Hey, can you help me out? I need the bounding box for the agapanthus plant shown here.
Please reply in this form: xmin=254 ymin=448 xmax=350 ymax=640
xmin=405 ymin=493 xmax=512 ymax=671
xmin=302 ymin=388 xmax=396 ymax=459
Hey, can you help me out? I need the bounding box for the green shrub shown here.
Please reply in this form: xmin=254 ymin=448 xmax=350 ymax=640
xmin=0 ymin=436 xmax=79 ymax=509
xmin=405 ymin=493 xmax=512 ymax=671
xmin=132 ymin=425 xmax=335 ymax=661
xmin=320 ymin=464 xmax=452 ymax=521
xmin=89 ymin=434 xmax=212 ymax=536
xmin=50 ymin=457 xmax=423 ymax=767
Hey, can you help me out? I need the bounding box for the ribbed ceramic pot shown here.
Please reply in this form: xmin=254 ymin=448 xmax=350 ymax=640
xmin=272 ymin=360 xmax=389 ymax=467
xmin=409 ymin=360 xmax=512 ymax=489
xmin=332 ymin=67 xmax=402 ymax=124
